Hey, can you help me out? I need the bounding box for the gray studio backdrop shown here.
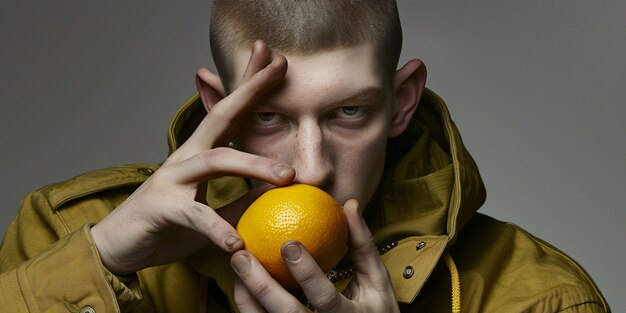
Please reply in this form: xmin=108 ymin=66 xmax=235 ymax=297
xmin=1 ymin=1 xmax=624 ymax=311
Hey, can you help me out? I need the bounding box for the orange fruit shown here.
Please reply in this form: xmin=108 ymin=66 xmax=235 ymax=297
xmin=236 ymin=184 xmax=349 ymax=289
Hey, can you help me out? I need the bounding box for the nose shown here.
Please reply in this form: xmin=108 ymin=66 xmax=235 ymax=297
xmin=291 ymin=121 xmax=333 ymax=188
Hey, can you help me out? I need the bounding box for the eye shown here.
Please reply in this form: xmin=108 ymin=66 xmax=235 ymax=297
xmin=250 ymin=112 xmax=284 ymax=126
xmin=335 ymin=106 xmax=366 ymax=119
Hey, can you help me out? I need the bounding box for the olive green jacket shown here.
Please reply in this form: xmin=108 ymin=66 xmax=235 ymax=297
xmin=0 ymin=89 xmax=610 ymax=312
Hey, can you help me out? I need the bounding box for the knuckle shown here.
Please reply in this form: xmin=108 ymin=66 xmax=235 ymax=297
xmin=296 ymin=263 xmax=319 ymax=285
xmin=245 ymin=73 xmax=264 ymax=93
xmin=251 ymin=281 xmax=273 ymax=299
xmin=189 ymin=203 xmax=222 ymax=230
xmin=369 ymin=267 xmax=395 ymax=294
xmin=277 ymin=302 xmax=304 ymax=313
xmin=233 ymin=293 xmax=250 ymax=309
xmin=248 ymin=81 xmax=264 ymax=96
xmin=166 ymin=198 xmax=199 ymax=222
xmin=206 ymin=214 xmax=230 ymax=237
xmin=245 ymin=71 xmax=273 ymax=98
xmin=205 ymin=214 xmax=222 ymax=229
xmin=202 ymin=148 xmax=229 ymax=171
xmin=186 ymin=202 xmax=206 ymax=220
xmin=233 ymin=284 xmax=255 ymax=310
xmin=249 ymin=154 xmax=271 ymax=169
xmin=209 ymin=107 xmax=236 ymax=125
xmin=313 ymin=292 xmax=341 ymax=312
xmin=356 ymin=235 xmax=377 ymax=253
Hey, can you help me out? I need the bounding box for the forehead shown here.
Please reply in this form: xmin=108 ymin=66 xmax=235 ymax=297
xmin=231 ymin=44 xmax=384 ymax=106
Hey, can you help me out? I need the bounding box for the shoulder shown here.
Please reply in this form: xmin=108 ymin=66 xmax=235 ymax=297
xmin=453 ymin=213 xmax=610 ymax=312
xmin=35 ymin=163 xmax=159 ymax=210
xmin=24 ymin=163 xmax=159 ymax=233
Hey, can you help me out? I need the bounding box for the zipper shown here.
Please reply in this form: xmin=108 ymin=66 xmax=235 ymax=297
xmin=325 ymin=241 xmax=399 ymax=283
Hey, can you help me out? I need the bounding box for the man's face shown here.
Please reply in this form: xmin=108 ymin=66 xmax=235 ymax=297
xmin=230 ymin=44 xmax=395 ymax=208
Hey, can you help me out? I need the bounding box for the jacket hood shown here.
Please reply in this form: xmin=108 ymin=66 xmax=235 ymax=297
xmin=371 ymin=88 xmax=486 ymax=247
xmin=168 ymin=88 xmax=486 ymax=246
xmin=173 ymin=88 xmax=487 ymax=304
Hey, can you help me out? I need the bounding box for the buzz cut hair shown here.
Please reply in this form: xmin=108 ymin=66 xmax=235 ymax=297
xmin=210 ymin=0 xmax=403 ymax=89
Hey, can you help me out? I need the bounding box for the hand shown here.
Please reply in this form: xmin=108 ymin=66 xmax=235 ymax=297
xmin=91 ymin=41 xmax=294 ymax=275
xmin=231 ymin=199 xmax=400 ymax=313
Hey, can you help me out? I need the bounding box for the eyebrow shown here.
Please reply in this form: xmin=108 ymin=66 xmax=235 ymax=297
xmin=336 ymin=86 xmax=383 ymax=106
xmin=257 ymin=86 xmax=383 ymax=112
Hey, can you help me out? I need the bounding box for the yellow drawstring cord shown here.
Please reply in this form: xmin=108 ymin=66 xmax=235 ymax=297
xmin=443 ymin=252 xmax=461 ymax=313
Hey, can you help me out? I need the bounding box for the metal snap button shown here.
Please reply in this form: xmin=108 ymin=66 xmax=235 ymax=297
xmin=137 ymin=168 xmax=154 ymax=176
xmin=80 ymin=307 xmax=96 ymax=313
xmin=416 ymin=241 xmax=426 ymax=250
xmin=402 ymin=266 xmax=415 ymax=279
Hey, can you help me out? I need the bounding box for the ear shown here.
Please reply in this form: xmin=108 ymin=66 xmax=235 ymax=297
xmin=195 ymin=67 xmax=226 ymax=112
xmin=388 ymin=59 xmax=427 ymax=138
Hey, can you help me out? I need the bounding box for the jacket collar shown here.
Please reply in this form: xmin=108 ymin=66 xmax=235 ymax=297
xmin=174 ymin=88 xmax=486 ymax=304
xmin=168 ymin=89 xmax=486 ymax=243
xmin=373 ymin=88 xmax=486 ymax=246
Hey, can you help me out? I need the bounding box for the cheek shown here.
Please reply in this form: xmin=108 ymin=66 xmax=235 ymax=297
xmin=331 ymin=120 xmax=389 ymax=203
xmin=337 ymin=126 xmax=387 ymax=167
xmin=237 ymin=116 xmax=390 ymax=206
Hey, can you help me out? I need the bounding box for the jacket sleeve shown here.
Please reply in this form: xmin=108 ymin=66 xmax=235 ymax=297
xmin=0 ymin=191 xmax=142 ymax=313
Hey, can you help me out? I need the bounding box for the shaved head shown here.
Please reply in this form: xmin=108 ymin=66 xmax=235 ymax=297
xmin=210 ymin=0 xmax=402 ymax=88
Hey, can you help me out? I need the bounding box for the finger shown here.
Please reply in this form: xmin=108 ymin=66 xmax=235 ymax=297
xmin=234 ymin=278 xmax=266 ymax=313
xmin=230 ymin=250 xmax=307 ymax=313
xmin=159 ymin=197 xmax=243 ymax=252
xmin=282 ymin=241 xmax=348 ymax=313
xmin=241 ymin=40 xmax=272 ymax=82
xmin=163 ymin=147 xmax=295 ymax=185
xmin=344 ymin=199 xmax=390 ymax=284
xmin=216 ymin=184 xmax=273 ymax=227
xmin=178 ymin=55 xmax=288 ymax=155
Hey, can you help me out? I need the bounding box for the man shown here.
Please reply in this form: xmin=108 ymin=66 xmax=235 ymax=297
xmin=0 ymin=1 xmax=610 ymax=312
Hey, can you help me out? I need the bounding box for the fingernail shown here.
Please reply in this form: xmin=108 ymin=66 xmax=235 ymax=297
xmin=225 ymin=234 xmax=242 ymax=249
xmin=282 ymin=243 xmax=302 ymax=262
xmin=231 ymin=253 xmax=251 ymax=275
xmin=272 ymin=163 xmax=292 ymax=178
